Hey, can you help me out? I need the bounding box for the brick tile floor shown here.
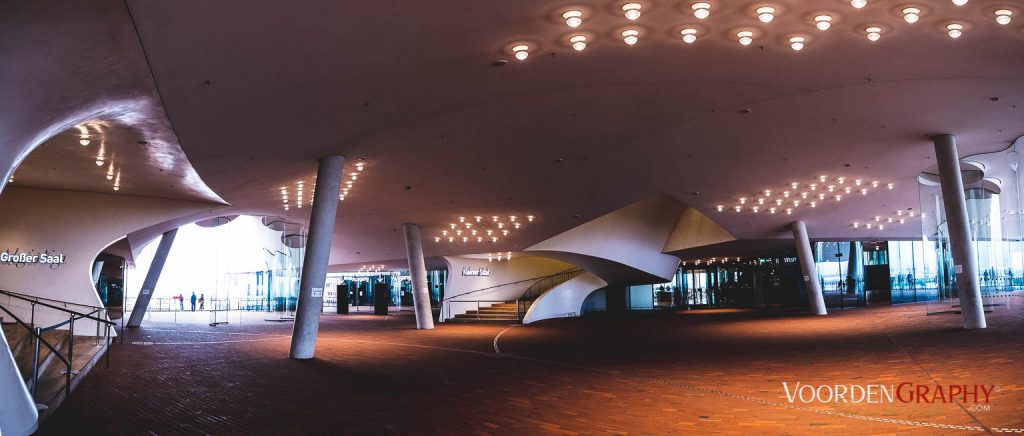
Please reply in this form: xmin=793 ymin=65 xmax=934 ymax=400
xmin=39 ymin=298 xmax=1024 ymax=435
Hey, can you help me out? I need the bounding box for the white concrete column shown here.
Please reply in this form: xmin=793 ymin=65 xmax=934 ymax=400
xmin=933 ymin=134 xmax=987 ymax=329
xmin=791 ymin=221 xmax=827 ymax=315
xmin=403 ymin=223 xmax=435 ymax=329
xmin=290 ymin=155 xmax=345 ymax=359
xmin=126 ymin=228 xmax=178 ymax=328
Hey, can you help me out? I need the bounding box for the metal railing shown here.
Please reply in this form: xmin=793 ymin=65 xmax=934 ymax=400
xmin=125 ymin=296 xmax=298 ymax=313
xmin=0 ymin=289 xmax=115 ymax=404
xmin=518 ymin=268 xmax=584 ymax=302
xmin=441 ymin=268 xmax=583 ymax=322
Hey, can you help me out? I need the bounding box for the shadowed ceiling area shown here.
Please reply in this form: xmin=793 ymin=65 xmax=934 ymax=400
xmin=10 ymin=122 xmax=222 ymax=202
xmin=2 ymin=0 xmax=1023 ymax=266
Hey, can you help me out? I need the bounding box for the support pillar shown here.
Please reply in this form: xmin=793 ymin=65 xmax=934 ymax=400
xmin=403 ymin=223 xmax=435 ymax=329
xmin=846 ymin=241 xmax=862 ymax=293
xmin=126 ymin=229 xmax=178 ymax=328
xmin=791 ymin=221 xmax=827 ymax=315
xmin=290 ymin=155 xmax=345 ymax=359
xmin=933 ymin=134 xmax=987 ymax=329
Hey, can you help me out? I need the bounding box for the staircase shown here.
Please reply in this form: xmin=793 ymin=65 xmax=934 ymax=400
xmin=442 ymin=268 xmax=585 ymax=323
xmin=0 ymin=289 xmax=115 ymax=424
xmin=1 ymin=324 xmax=108 ymax=417
xmin=450 ymin=300 xmax=532 ymax=322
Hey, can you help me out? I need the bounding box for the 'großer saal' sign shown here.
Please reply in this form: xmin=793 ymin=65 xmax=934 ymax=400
xmin=0 ymin=248 xmax=67 ymax=269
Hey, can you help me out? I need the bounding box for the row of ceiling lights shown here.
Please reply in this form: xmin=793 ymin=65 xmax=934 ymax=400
xmin=488 ymin=252 xmax=514 ymax=262
xmin=339 ymin=160 xmax=366 ymax=202
xmin=681 ymin=257 xmax=743 ymax=266
xmin=435 ymin=214 xmax=535 ymax=244
xmin=278 ymin=160 xmax=366 ymax=211
xmin=75 ymin=123 xmax=123 ymax=192
xmin=852 ymin=208 xmax=919 ymax=230
xmin=358 ymin=264 xmax=386 ymax=273
xmin=509 ymin=1 xmax=1016 ymax=57
xmin=716 ymin=176 xmax=895 ymax=215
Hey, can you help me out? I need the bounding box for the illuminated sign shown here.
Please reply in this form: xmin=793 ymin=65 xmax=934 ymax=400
xmin=1 ymin=249 xmax=67 ymax=269
xmin=462 ymin=267 xmax=490 ymax=277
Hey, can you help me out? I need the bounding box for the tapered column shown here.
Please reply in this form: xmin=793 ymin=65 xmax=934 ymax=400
xmin=126 ymin=229 xmax=178 ymax=328
xmin=933 ymin=135 xmax=987 ymax=329
xmin=290 ymin=155 xmax=345 ymax=359
xmin=846 ymin=241 xmax=862 ymax=292
xmin=403 ymin=223 xmax=435 ymax=329
xmin=791 ymin=221 xmax=827 ymax=315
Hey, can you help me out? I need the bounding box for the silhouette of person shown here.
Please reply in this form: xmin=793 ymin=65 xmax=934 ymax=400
xmin=190 ymin=292 xmax=197 ymax=311
xmin=198 ymin=293 xmax=205 ymax=311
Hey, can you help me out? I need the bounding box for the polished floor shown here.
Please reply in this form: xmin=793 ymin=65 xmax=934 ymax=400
xmin=41 ymin=297 xmax=1024 ymax=435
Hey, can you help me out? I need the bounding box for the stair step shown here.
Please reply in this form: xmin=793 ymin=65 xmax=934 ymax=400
xmin=2 ymin=322 xmax=111 ymax=422
xmin=453 ymin=313 xmax=520 ymax=319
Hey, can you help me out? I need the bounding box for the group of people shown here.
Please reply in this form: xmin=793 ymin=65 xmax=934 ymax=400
xmin=171 ymin=292 xmax=205 ymax=311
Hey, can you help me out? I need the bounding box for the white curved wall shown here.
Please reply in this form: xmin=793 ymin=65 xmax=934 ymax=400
xmin=526 ymin=194 xmax=684 ymax=284
xmin=0 ymin=187 xmax=219 ymax=331
xmin=0 ymin=328 xmax=37 ymax=436
xmin=522 ymin=272 xmax=607 ymax=324
xmin=441 ymin=254 xmax=571 ymax=320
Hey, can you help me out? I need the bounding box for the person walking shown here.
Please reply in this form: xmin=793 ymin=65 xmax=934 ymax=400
xmin=190 ymin=292 xmax=197 ymax=311
xmin=198 ymin=293 xmax=205 ymax=311
xmin=178 ymin=292 xmax=184 ymax=311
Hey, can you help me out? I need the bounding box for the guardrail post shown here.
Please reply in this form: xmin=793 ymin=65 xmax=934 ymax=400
xmin=67 ymin=314 xmax=75 ymax=370
xmin=32 ymin=328 xmax=41 ymax=400
xmin=105 ymin=324 xmax=111 ymax=368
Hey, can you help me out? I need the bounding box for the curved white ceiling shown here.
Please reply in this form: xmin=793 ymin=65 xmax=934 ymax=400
xmin=2 ymin=0 xmax=1023 ymax=266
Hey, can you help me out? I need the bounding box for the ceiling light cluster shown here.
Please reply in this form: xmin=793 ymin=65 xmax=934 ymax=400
xmin=339 ymin=160 xmax=366 ymax=202
xmin=681 ymin=257 xmax=744 ymax=267
xmin=851 ymin=208 xmax=917 ymax=230
xmin=488 ymin=252 xmax=514 ymax=262
xmin=715 ymin=176 xmax=896 ymax=216
xmin=434 ymin=214 xmax=535 ymax=244
xmin=68 ymin=123 xmax=126 ymax=192
xmin=276 ymin=162 xmax=365 ymax=209
xmin=359 ymin=264 xmax=386 ymax=273
xmin=507 ymin=1 xmax=1017 ymax=57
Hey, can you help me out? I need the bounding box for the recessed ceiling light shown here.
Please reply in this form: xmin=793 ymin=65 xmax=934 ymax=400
xmin=511 ymin=45 xmax=529 ymax=61
xmin=789 ymin=36 xmax=806 ymax=51
xmin=756 ymin=6 xmax=776 ymax=23
xmin=692 ymin=2 xmax=711 ymax=19
xmin=952 ymin=0 xmax=967 ymax=5
xmin=680 ymin=28 xmax=698 ymax=44
xmin=946 ymin=23 xmax=964 ymax=38
xmin=814 ymin=15 xmax=833 ymax=30
xmin=995 ymin=9 xmax=1013 ymax=25
xmin=865 ymin=26 xmax=882 ymax=41
xmin=737 ymin=30 xmax=754 ymax=46
xmin=851 ymin=0 xmax=867 ymax=9
xmin=570 ymin=35 xmax=588 ymax=51
xmin=902 ymin=7 xmax=921 ymax=24
xmin=622 ymin=3 xmax=642 ymax=20
xmin=621 ymin=29 xmax=640 ymax=45
xmin=562 ymin=10 xmax=583 ymax=28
